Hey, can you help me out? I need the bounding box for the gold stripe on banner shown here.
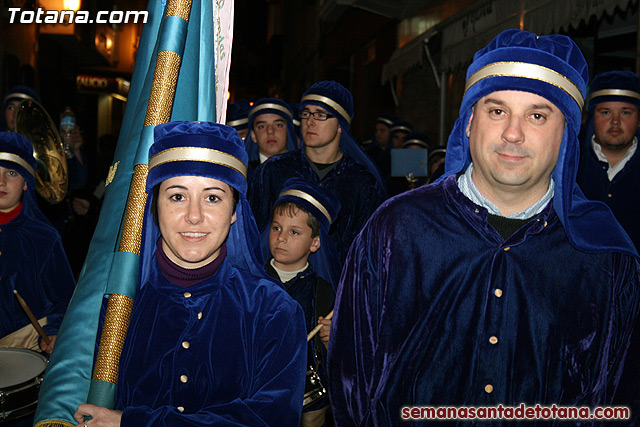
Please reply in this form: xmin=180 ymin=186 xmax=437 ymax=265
xmin=465 ymin=61 xmax=584 ymax=110
xmin=34 ymin=421 xmax=75 ymax=427
xmin=149 ymin=146 xmax=248 ymax=178
xmin=165 ymin=0 xmax=192 ymax=21
xmin=144 ymin=50 xmax=182 ymax=127
xmin=249 ymin=103 xmax=293 ymax=119
xmin=118 ymin=164 xmax=148 ymax=254
xmin=0 ymin=152 xmax=35 ymax=176
xmin=300 ymin=94 xmax=352 ymax=125
xmin=590 ymin=88 xmax=640 ymax=101
xmin=278 ymin=189 xmax=333 ymax=224
xmin=92 ymin=294 xmax=134 ymax=383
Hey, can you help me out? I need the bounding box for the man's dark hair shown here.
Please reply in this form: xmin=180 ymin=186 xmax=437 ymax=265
xmin=271 ymin=201 xmax=320 ymax=238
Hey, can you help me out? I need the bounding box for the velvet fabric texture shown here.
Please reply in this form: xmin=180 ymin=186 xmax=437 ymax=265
xmin=244 ymin=97 xmax=298 ymax=165
xmin=117 ymin=256 xmax=306 ymax=426
xmin=263 ymin=177 xmax=342 ymax=287
xmin=328 ymin=176 xmax=640 ymax=426
xmin=300 ymin=81 xmax=386 ymax=190
xmin=249 ymin=148 xmax=386 ymax=264
xmin=116 ymin=121 xmax=307 ymax=424
xmin=577 ymin=142 xmax=640 ymax=252
xmin=439 ymin=29 xmax=637 ymax=258
xmin=1 ymin=85 xmax=40 ymax=131
xmin=0 ymin=208 xmax=76 ymax=339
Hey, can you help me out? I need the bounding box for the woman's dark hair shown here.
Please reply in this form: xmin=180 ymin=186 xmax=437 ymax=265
xmin=151 ymin=182 xmax=239 ymax=226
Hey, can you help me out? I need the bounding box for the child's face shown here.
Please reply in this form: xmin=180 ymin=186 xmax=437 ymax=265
xmin=269 ymin=208 xmax=320 ymax=271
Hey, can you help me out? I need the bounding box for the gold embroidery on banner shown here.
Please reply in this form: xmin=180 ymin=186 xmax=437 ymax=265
xmin=92 ymin=294 xmax=134 ymax=384
xmin=34 ymin=421 xmax=76 ymax=427
xmin=118 ymin=164 xmax=148 ymax=254
xmin=105 ymin=161 xmax=120 ymax=188
xmin=165 ymin=0 xmax=192 ymax=22
xmin=144 ymin=51 xmax=182 ymax=127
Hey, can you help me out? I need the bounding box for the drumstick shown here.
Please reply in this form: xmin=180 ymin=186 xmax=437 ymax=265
xmin=13 ymin=289 xmax=51 ymax=345
xmin=307 ymin=310 xmax=333 ymax=342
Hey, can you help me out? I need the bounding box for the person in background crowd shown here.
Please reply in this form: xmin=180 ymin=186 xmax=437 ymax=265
xmin=387 ymin=132 xmax=430 ymax=197
xmin=244 ymin=98 xmax=298 ymax=180
xmin=226 ymin=98 xmax=251 ymax=141
xmin=427 ymin=147 xmax=446 ymax=183
xmin=363 ymin=113 xmax=397 ymax=181
xmin=577 ymin=70 xmax=640 ymax=251
xmin=1 ymin=85 xmax=40 ymax=132
xmin=0 ymin=132 xmax=75 ymax=355
xmin=389 ymin=119 xmax=413 ymax=149
xmin=249 ymin=80 xmax=386 ymax=264
xmin=328 ymin=29 xmax=640 ymax=426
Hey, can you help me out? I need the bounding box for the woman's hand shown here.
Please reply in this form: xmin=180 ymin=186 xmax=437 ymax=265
xmin=74 ymin=404 xmax=122 ymax=427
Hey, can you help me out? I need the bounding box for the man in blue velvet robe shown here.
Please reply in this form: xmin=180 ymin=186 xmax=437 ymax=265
xmin=577 ymin=71 xmax=640 ymax=252
xmin=328 ymin=30 xmax=640 ymax=426
xmin=249 ymin=81 xmax=386 ymax=264
xmin=0 ymin=132 xmax=75 ymax=354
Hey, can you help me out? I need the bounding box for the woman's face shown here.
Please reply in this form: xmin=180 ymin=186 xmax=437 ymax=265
xmin=157 ymin=175 xmax=237 ymax=269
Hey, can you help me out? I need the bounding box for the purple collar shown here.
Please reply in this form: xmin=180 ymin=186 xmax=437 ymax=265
xmin=155 ymin=238 xmax=227 ymax=287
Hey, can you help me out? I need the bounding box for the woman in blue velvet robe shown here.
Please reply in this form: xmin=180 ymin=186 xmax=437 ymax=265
xmin=74 ymin=122 xmax=307 ymax=427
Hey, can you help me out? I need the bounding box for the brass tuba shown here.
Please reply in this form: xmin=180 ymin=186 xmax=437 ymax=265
xmin=14 ymin=99 xmax=68 ymax=204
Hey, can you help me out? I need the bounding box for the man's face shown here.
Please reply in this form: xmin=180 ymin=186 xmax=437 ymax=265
xmin=391 ymin=131 xmax=408 ymax=149
xmin=0 ymin=166 xmax=27 ymax=212
xmin=593 ymin=101 xmax=640 ymax=151
xmin=301 ymin=105 xmax=341 ymax=150
xmin=251 ymin=113 xmax=288 ymax=158
xmin=466 ymin=90 xmax=565 ymax=204
xmin=4 ymin=100 xmax=20 ymax=131
xmin=374 ymin=123 xmax=390 ymax=146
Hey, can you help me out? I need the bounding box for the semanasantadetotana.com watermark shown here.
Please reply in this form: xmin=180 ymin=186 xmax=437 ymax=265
xmin=7 ymin=8 xmax=148 ymax=25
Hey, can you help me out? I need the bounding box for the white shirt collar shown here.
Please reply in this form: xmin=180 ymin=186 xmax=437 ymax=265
xmin=457 ymin=163 xmax=554 ymax=219
xmin=591 ymin=135 xmax=637 ymax=180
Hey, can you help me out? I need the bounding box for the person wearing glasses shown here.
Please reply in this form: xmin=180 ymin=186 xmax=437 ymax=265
xmin=248 ymin=81 xmax=386 ymax=265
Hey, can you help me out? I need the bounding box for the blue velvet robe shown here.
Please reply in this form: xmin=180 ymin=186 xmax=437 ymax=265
xmin=249 ymin=148 xmax=386 ymax=263
xmin=115 ymin=256 xmax=307 ymax=426
xmin=328 ymin=176 xmax=640 ymax=426
xmin=577 ymin=142 xmax=640 ymax=252
xmin=0 ymin=209 xmax=75 ymax=339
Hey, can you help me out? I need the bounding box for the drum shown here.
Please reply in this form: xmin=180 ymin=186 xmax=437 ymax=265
xmin=0 ymin=348 xmax=48 ymax=425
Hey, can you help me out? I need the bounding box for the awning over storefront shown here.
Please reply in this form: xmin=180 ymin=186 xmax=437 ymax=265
xmin=442 ymin=0 xmax=636 ymax=71
xmin=383 ymin=0 xmax=637 ymax=80
xmin=381 ymin=29 xmax=436 ymax=83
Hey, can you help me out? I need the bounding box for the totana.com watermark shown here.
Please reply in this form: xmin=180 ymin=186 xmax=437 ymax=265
xmin=7 ymin=7 xmax=148 ymax=24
